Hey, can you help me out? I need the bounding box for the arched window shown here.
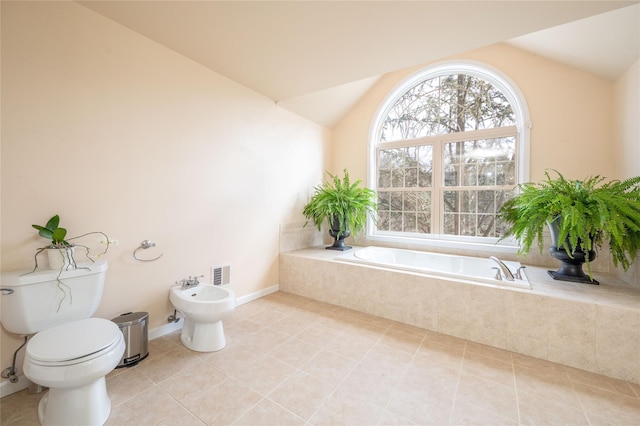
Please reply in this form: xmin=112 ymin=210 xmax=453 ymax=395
xmin=369 ymin=61 xmax=530 ymax=248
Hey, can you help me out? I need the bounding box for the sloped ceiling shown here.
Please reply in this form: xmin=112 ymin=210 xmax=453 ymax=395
xmin=78 ymin=1 xmax=639 ymax=127
xmin=507 ymin=4 xmax=639 ymax=82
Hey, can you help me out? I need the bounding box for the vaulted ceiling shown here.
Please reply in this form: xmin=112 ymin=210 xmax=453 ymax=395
xmin=78 ymin=1 xmax=639 ymax=127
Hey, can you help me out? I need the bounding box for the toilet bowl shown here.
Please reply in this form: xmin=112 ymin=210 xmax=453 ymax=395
xmin=169 ymin=284 xmax=235 ymax=352
xmin=24 ymin=318 xmax=125 ymax=426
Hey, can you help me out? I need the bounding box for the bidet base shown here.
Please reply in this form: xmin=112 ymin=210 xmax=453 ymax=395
xmin=180 ymin=318 xmax=227 ymax=352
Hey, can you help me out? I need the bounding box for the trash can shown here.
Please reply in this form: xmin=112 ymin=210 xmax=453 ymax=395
xmin=111 ymin=311 xmax=149 ymax=368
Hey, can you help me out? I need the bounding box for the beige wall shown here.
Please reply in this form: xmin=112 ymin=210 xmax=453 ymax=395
xmin=612 ymin=60 xmax=640 ymax=284
xmin=613 ymin=59 xmax=640 ymax=180
xmin=1 ymin=2 xmax=329 ymax=382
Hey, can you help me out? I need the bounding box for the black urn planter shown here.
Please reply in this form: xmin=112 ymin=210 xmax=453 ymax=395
xmin=547 ymin=219 xmax=599 ymax=285
xmin=326 ymin=216 xmax=352 ymax=251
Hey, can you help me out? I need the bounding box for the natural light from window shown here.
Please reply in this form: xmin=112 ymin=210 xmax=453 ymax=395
xmin=369 ymin=61 xmax=530 ymax=250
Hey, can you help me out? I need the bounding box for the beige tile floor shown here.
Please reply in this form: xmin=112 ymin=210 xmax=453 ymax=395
xmin=2 ymin=291 xmax=640 ymax=425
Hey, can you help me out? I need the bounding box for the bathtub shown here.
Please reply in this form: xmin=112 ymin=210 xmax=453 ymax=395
xmin=337 ymin=246 xmax=531 ymax=289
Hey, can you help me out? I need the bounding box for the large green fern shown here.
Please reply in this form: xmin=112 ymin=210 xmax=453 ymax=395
xmin=498 ymin=170 xmax=640 ymax=275
xmin=303 ymin=169 xmax=377 ymax=238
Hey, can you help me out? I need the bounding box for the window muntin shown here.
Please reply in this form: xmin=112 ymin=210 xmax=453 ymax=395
xmin=371 ymin=63 xmax=527 ymax=246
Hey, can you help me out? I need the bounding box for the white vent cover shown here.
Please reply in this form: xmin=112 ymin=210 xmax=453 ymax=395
xmin=211 ymin=264 xmax=231 ymax=286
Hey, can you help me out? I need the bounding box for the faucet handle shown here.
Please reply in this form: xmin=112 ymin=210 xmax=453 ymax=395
xmin=187 ymin=275 xmax=204 ymax=285
xmin=515 ymin=266 xmax=526 ymax=280
xmin=491 ymin=267 xmax=502 ymax=281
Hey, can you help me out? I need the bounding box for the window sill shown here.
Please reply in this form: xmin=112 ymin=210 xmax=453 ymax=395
xmin=365 ymin=233 xmax=520 ymax=255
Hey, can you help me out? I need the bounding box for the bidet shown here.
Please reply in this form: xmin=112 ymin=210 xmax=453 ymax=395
xmin=169 ymin=282 xmax=235 ymax=352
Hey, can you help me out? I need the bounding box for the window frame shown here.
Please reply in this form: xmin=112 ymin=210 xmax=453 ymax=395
xmin=368 ymin=60 xmax=531 ymax=252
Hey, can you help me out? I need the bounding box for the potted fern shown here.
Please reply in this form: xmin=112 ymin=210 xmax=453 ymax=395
xmin=303 ymin=169 xmax=377 ymax=250
xmin=498 ymin=170 xmax=640 ymax=284
xmin=32 ymin=214 xmax=111 ymax=271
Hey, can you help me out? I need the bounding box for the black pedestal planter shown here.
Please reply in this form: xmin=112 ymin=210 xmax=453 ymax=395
xmin=326 ymin=217 xmax=352 ymax=251
xmin=548 ymin=246 xmax=599 ymax=284
xmin=326 ymin=229 xmax=351 ymax=250
xmin=548 ymin=219 xmax=599 ymax=284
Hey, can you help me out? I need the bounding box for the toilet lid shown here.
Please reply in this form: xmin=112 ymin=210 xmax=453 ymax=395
xmin=27 ymin=318 xmax=122 ymax=364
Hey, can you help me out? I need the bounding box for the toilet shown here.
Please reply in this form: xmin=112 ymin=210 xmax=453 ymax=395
xmin=0 ymin=260 xmax=125 ymax=426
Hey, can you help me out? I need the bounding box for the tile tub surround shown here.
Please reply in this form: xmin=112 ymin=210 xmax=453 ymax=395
xmin=280 ymin=247 xmax=640 ymax=385
xmin=2 ymin=291 xmax=640 ymax=425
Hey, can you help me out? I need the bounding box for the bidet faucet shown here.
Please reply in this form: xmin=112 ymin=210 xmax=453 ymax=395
xmin=489 ymin=256 xmax=514 ymax=281
xmin=177 ymin=275 xmax=204 ymax=289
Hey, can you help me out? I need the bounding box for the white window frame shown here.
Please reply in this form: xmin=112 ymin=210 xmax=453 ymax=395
xmin=368 ymin=60 xmax=531 ymax=252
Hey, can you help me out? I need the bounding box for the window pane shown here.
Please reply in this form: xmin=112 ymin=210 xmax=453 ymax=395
xmin=378 ymin=169 xmax=391 ymax=188
xmin=463 ymin=164 xmax=477 ymax=186
xmin=378 ymin=191 xmax=389 ymax=210
xmin=405 ymin=168 xmax=418 ymax=187
xmin=417 ymin=211 xmax=431 ymax=233
xmin=380 ymin=74 xmax=516 ymax=142
xmin=391 ymin=169 xmax=405 ymax=187
xmin=403 ymin=212 xmax=417 ymax=232
xmin=478 ymin=214 xmax=495 ymax=237
xmin=377 ymin=211 xmax=389 ymax=231
xmin=390 ymin=192 xmax=403 ymax=211
xmin=460 ymin=214 xmax=475 ymax=236
xmin=389 ymin=211 xmax=403 ymax=232
xmin=496 ymin=161 xmax=515 ymax=185
xmin=443 ymin=191 xmax=457 ymax=213
xmin=478 ymin=190 xmax=494 ymax=211
xmin=403 ymin=192 xmax=416 ymax=211
xmin=460 ymin=191 xmax=476 ymax=213
xmin=410 ymin=191 xmax=430 ymax=213
xmin=478 ymin=162 xmax=496 ymax=186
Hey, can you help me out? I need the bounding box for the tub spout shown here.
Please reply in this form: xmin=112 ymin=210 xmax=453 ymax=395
xmin=489 ymin=256 xmax=514 ymax=281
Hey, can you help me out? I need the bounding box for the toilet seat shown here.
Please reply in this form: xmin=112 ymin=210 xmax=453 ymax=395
xmin=27 ymin=318 xmax=122 ymax=366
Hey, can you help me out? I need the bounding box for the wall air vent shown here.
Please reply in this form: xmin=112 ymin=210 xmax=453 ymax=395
xmin=211 ymin=264 xmax=231 ymax=286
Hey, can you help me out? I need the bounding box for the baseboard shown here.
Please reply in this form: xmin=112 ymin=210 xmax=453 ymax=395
xmin=236 ymin=284 xmax=279 ymax=306
xmin=0 ymin=375 xmax=29 ymax=398
xmin=0 ymin=284 xmax=281 ymax=398
xmin=148 ymin=320 xmax=183 ymax=340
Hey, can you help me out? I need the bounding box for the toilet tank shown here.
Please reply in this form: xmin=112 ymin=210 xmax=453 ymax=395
xmin=0 ymin=260 xmax=108 ymax=335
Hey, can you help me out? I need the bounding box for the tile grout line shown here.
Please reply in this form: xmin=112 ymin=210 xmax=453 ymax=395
xmin=447 ymin=340 xmax=467 ymax=425
xmin=509 ymin=352 xmax=523 ymax=426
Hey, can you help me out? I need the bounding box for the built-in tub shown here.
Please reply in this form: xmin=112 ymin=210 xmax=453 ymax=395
xmin=337 ymin=246 xmax=531 ymax=289
xmin=280 ymin=246 xmax=640 ymax=385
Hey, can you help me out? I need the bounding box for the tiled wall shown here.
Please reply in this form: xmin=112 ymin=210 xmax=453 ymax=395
xmin=280 ymin=248 xmax=640 ymax=385
xmin=279 ymin=222 xmax=324 ymax=253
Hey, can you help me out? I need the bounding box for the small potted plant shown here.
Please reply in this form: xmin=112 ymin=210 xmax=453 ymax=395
xmin=32 ymin=214 xmax=111 ymax=271
xmin=303 ymin=169 xmax=377 ymax=250
xmin=498 ymin=170 xmax=640 ymax=284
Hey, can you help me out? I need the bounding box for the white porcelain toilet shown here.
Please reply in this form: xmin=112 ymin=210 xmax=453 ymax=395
xmin=169 ymin=281 xmax=235 ymax=352
xmin=0 ymin=261 xmax=125 ymax=426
